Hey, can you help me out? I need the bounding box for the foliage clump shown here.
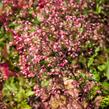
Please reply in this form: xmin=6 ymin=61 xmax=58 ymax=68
xmin=0 ymin=0 xmax=109 ymax=108
xmin=2 ymin=77 xmax=34 ymax=109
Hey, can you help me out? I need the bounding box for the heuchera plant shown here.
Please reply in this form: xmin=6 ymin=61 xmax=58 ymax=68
xmin=0 ymin=0 xmax=109 ymax=108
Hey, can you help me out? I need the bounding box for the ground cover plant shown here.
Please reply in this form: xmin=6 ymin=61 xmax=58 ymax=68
xmin=0 ymin=0 xmax=109 ymax=109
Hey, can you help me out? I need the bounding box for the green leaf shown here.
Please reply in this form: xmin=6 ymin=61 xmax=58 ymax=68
xmin=9 ymin=23 xmax=19 ymax=29
xmin=106 ymin=61 xmax=109 ymax=80
xmin=40 ymin=59 xmax=48 ymax=66
xmin=26 ymin=90 xmax=34 ymax=97
xmin=94 ymin=47 xmax=100 ymax=57
xmin=67 ymin=56 xmax=73 ymax=64
xmin=87 ymin=86 xmax=100 ymax=100
xmin=88 ymin=57 xmax=94 ymax=68
xmin=102 ymin=82 xmax=109 ymax=93
xmin=88 ymin=47 xmax=100 ymax=68
xmin=91 ymin=69 xmax=100 ymax=81
xmin=0 ymin=41 xmax=4 ymax=47
xmin=33 ymin=17 xmax=41 ymax=25
xmin=96 ymin=5 xmax=102 ymax=14
xmin=100 ymin=96 xmax=109 ymax=109
xmin=78 ymin=27 xmax=84 ymax=33
xmin=41 ymin=79 xmax=49 ymax=87
xmin=17 ymin=100 xmax=31 ymax=109
xmin=0 ymin=2 xmax=3 ymax=8
xmin=98 ymin=64 xmax=106 ymax=71
xmin=79 ymin=73 xmax=86 ymax=78
xmin=15 ymin=88 xmax=26 ymax=102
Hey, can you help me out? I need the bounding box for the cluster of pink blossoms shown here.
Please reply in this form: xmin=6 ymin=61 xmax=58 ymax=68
xmin=0 ymin=1 xmax=104 ymax=106
xmin=1 ymin=0 xmax=101 ymax=77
